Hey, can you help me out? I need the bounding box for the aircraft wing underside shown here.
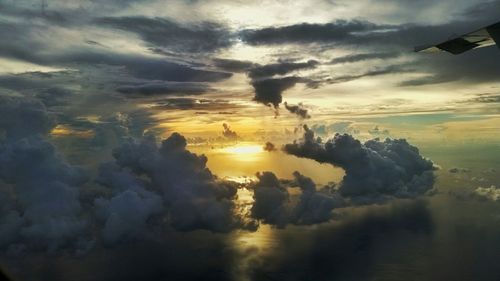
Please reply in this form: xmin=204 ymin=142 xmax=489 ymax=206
xmin=415 ymin=21 xmax=500 ymax=54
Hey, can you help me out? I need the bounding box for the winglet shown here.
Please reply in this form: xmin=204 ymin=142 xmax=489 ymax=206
xmin=486 ymin=22 xmax=500 ymax=48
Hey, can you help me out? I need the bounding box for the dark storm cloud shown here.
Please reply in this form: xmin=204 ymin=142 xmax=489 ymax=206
xmin=330 ymin=52 xmax=401 ymax=64
xmin=251 ymin=76 xmax=305 ymax=108
xmin=290 ymin=171 xmax=344 ymax=225
xmin=284 ymin=102 xmax=311 ymax=119
xmin=249 ymin=171 xmax=343 ymax=227
xmin=250 ymin=172 xmax=289 ymax=227
xmin=96 ymin=16 xmax=232 ymax=53
xmin=284 ymin=125 xmax=436 ymax=202
xmin=105 ymin=133 xmax=248 ymax=233
xmin=35 ymin=87 xmax=73 ymax=107
xmin=116 ymin=82 xmax=211 ymax=97
xmin=240 ymin=20 xmax=393 ymax=45
xmin=0 ymin=21 xmax=231 ymax=84
xmin=248 ymin=60 xmax=318 ymax=79
xmin=0 ymin=98 xmax=91 ymax=253
xmin=249 ymin=200 xmax=434 ymax=281
xmin=94 ymin=162 xmax=164 ymax=244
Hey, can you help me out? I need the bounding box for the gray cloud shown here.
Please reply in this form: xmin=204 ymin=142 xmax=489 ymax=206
xmin=212 ymin=58 xmax=255 ymax=73
xmin=249 ymin=171 xmax=343 ymax=227
xmin=330 ymin=52 xmax=401 ymax=64
xmin=290 ymin=171 xmax=344 ymax=225
xmin=251 ymin=76 xmax=305 ymax=108
xmin=248 ymin=60 xmax=318 ymax=79
xmin=284 ymin=102 xmax=311 ymax=119
xmin=284 ymin=125 xmax=436 ymax=202
xmin=241 ymin=20 xmax=393 ymax=45
xmin=106 ymin=133 xmax=246 ymax=232
xmin=0 ymin=97 xmax=90 ymax=253
xmin=116 ymin=82 xmax=211 ymax=97
xmin=96 ymin=16 xmax=232 ymax=53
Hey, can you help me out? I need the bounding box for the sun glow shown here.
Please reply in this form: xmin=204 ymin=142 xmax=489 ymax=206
xmin=222 ymin=144 xmax=264 ymax=155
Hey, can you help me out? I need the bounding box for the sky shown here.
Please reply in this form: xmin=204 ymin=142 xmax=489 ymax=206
xmin=0 ymin=0 xmax=500 ymax=280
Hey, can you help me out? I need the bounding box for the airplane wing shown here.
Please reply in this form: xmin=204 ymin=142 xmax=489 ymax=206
xmin=415 ymin=21 xmax=500 ymax=54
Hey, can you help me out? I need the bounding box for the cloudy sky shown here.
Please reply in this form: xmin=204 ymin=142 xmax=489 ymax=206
xmin=0 ymin=0 xmax=500 ymax=280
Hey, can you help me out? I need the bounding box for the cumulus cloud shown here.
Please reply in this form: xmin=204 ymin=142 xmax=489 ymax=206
xmin=284 ymin=125 xmax=436 ymax=202
xmin=263 ymin=142 xmax=277 ymax=152
xmin=250 ymin=171 xmax=343 ymax=227
xmin=473 ymin=185 xmax=500 ymax=202
xmin=290 ymin=172 xmax=344 ymax=225
xmin=250 ymin=172 xmax=289 ymax=227
xmin=94 ymin=163 xmax=164 ymax=244
xmin=222 ymin=123 xmax=238 ymax=140
xmin=284 ymin=102 xmax=311 ymax=119
xmin=105 ymin=133 xmax=245 ymax=233
xmin=0 ymin=98 xmax=90 ymax=253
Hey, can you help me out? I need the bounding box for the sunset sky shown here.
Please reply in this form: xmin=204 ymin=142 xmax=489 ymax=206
xmin=0 ymin=1 xmax=499 ymax=280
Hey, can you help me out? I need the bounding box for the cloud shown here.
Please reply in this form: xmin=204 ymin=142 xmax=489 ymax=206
xmin=116 ymin=82 xmax=211 ymax=97
xmin=284 ymin=102 xmax=311 ymax=119
xmin=248 ymin=60 xmax=318 ymax=79
xmin=473 ymin=185 xmax=500 ymax=201
xmin=0 ymin=97 xmax=90 ymax=253
xmin=105 ymin=133 xmax=246 ymax=232
xmin=290 ymin=171 xmax=344 ymax=225
xmin=152 ymin=98 xmax=241 ymax=111
xmin=468 ymin=94 xmax=500 ymax=104
xmin=448 ymin=167 xmax=471 ymax=173
xmin=263 ymin=142 xmax=277 ymax=152
xmin=240 ymin=20 xmax=392 ymax=45
xmin=212 ymin=58 xmax=255 ymax=73
xmin=246 ymin=60 xmax=318 ymax=109
xmin=94 ymin=162 xmax=163 ymax=244
xmin=328 ymin=64 xmax=410 ymax=84
xmin=311 ymin=121 xmax=356 ymax=136
xmin=251 ymin=76 xmax=304 ymax=108
xmin=368 ymin=125 xmax=390 ymax=136
xmin=0 ymin=98 xmax=55 ymax=140
xmin=249 ymin=171 xmax=343 ymax=227
xmin=250 ymin=172 xmax=289 ymax=227
xmin=248 ymin=200 xmax=434 ymax=281
xmin=222 ymin=123 xmax=238 ymax=140
xmin=96 ymin=16 xmax=232 ymax=53
xmin=284 ymin=125 xmax=436 ymax=202
xmin=330 ymin=52 xmax=401 ymax=64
